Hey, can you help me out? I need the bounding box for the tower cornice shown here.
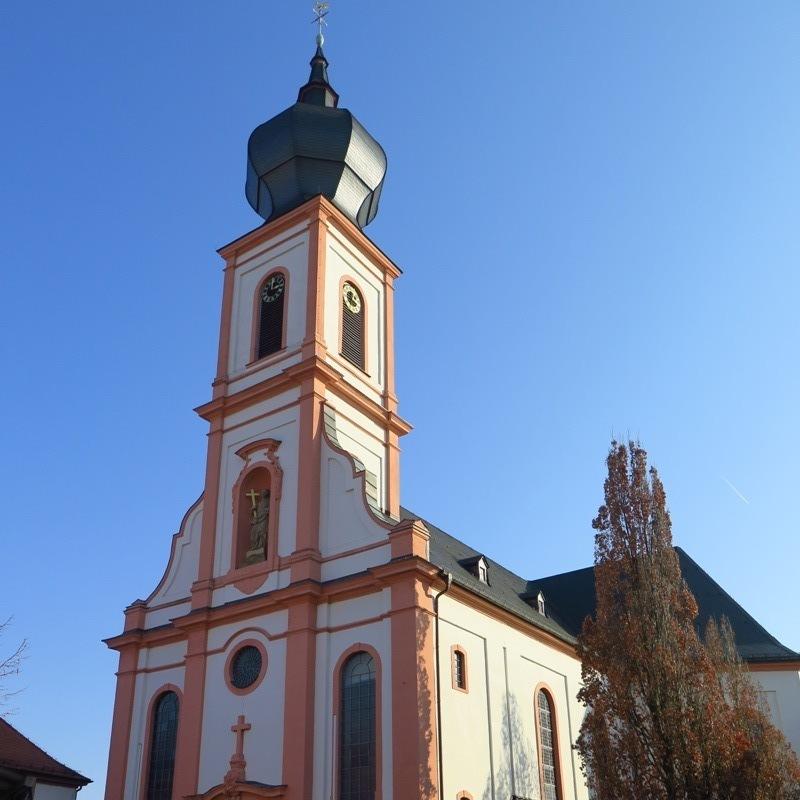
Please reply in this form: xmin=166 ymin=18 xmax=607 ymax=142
xmin=217 ymin=195 xmax=402 ymax=280
xmin=195 ymin=354 xmax=412 ymax=437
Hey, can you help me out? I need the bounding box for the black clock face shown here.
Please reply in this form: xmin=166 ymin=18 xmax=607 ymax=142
xmin=261 ymin=273 xmax=285 ymax=303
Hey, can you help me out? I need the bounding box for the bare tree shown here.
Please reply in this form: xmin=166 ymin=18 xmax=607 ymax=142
xmin=0 ymin=617 xmax=28 ymax=714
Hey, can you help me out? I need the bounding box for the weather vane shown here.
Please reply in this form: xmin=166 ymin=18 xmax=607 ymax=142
xmin=312 ymin=1 xmax=330 ymax=47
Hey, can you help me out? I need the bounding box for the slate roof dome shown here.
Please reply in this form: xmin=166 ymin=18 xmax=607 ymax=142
xmin=245 ymin=46 xmax=387 ymax=229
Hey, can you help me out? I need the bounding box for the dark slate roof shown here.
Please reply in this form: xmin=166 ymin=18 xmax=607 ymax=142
xmin=0 ymin=718 xmax=90 ymax=786
xmin=403 ymin=508 xmax=799 ymax=665
xmin=401 ymin=508 xmax=577 ymax=646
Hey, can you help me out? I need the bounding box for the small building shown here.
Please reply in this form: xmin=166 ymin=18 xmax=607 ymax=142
xmin=0 ymin=717 xmax=90 ymax=799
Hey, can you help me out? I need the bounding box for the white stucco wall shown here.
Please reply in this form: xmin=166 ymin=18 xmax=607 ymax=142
xmin=754 ymin=668 xmax=800 ymax=755
xmin=198 ymin=616 xmax=288 ymax=793
xmin=318 ymin=435 xmax=389 ymax=568
xmin=144 ymin=499 xmax=203 ymax=627
xmin=226 ymin=223 xmax=309 ymax=391
xmin=322 ymin=224 xmax=385 ymax=404
xmin=213 ymin=397 xmax=301 ymax=581
xmin=124 ymin=645 xmax=187 ymax=800
xmin=32 ymin=784 xmax=78 ymax=800
xmin=437 ymin=594 xmax=589 ymax=800
xmin=312 ymin=594 xmax=393 ymax=800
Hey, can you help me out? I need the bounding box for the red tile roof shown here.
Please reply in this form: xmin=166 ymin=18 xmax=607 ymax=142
xmin=0 ymin=718 xmax=90 ymax=785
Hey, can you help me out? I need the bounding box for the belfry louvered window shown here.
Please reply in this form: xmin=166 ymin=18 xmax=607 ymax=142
xmin=536 ymin=689 xmax=560 ymax=800
xmin=341 ymin=281 xmax=365 ymax=371
xmin=257 ymin=271 xmax=286 ymax=360
xmin=146 ymin=691 xmax=179 ymax=800
xmin=339 ymin=651 xmax=376 ymax=800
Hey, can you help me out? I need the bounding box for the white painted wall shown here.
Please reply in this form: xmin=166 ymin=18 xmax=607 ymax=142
xmin=324 ymin=391 xmax=388 ymax=511
xmin=318 ymin=436 xmax=389 ymax=565
xmin=312 ymin=595 xmax=393 ymax=800
xmin=227 ymin=224 xmax=309 ymax=390
xmin=198 ymin=618 xmax=288 ymax=793
xmin=213 ymin=399 xmax=301 ymax=581
xmin=32 ymin=783 xmax=78 ymax=800
xmin=322 ymin=224 xmax=385 ymax=404
xmin=754 ymin=669 xmax=800 ymax=755
xmin=144 ymin=499 xmax=203 ymax=627
xmin=124 ymin=655 xmax=186 ymax=800
xmin=437 ymin=594 xmax=590 ymax=800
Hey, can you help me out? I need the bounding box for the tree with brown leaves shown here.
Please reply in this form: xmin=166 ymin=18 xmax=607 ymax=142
xmin=576 ymin=441 xmax=800 ymax=800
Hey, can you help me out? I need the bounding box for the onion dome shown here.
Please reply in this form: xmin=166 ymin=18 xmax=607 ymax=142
xmin=245 ymin=46 xmax=387 ymax=229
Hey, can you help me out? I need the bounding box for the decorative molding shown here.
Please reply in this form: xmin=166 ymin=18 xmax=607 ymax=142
xmin=227 ymin=439 xmax=284 ymax=592
xmin=217 ymin=195 xmax=401 ymax=280
xmin=186 ymin=782 xmax=286 ymax=800
xmin=142 ymin=494 xmax=204 ymax=606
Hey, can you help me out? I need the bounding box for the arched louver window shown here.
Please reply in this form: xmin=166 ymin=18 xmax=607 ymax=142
xmin=257 ymin=272 xmax=286 ymax=359
xmin=146 ymin=691 xmax=179 ymax=800
xmin=536 ymin=689 xmax=561 ymax=800
xmin=341 ymin=281 xmax=365 ymax=371
xmin=339 ymin=651 xmax=376 ymax=800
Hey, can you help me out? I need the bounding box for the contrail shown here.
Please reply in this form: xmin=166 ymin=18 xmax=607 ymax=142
xmin=722 ymin=476 xmax=750 ymax=505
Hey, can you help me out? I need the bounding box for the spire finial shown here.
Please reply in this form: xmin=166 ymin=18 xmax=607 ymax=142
xmin=312 ymin=2 xmax=329 ymax=47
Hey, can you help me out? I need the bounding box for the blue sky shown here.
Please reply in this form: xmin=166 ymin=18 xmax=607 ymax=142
xmin=1 ymin=1 xmax=798 ymax=795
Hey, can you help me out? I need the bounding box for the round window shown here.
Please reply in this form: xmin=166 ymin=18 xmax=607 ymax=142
xmin=230 ymin=645 xmax=263 ymax=690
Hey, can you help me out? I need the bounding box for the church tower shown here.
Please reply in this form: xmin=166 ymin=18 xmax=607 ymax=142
xmin=103 ymin=29 xmax=441 ymax=800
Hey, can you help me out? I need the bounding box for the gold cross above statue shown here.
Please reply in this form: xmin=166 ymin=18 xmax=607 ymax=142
xmin=245 ymin=489 xmax=260 ymax=509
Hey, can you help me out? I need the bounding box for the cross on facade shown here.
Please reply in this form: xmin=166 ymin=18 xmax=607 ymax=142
xmin=231 ymin=715 xmax=252 ymax=756
xmin=224 ymin=714 xmax=251 ymax=786
xmin=245 ymin=489 xmax=260 ymax=509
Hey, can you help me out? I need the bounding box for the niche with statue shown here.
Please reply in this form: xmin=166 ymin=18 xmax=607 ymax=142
xmin=231 ymin=440 xmax=283 ymax=570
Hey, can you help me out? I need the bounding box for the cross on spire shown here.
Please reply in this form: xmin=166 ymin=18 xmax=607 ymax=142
xmin=312 ymin=2 xmax=330 ymax=47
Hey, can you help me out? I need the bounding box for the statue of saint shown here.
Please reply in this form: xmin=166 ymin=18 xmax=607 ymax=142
xmin=247 ymin=489 xmax=270 ymax=555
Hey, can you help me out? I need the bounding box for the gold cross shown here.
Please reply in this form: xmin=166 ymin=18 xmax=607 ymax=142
xmin=245 ymin=489 xmax=260 ymax=509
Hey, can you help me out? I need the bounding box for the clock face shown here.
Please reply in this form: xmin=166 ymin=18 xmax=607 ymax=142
xmin=342 ymin=282 xmax=362 ymax=314
xmin=261 ymin=273 xmax=285 ymax=303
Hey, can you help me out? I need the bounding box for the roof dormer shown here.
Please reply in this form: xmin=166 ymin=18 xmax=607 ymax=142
xmin=460 ymin=555 xmax=490 ymax=585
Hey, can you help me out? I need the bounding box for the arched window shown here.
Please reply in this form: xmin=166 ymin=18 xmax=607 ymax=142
xmin=256 ymin=271 xmax=286 ymax=360
xmin=146 ymin=691 xmax=179 ymax=800
xmin=339 ymin=651 xmax=376 ymax=800
xmin=536 ymin=689 xmax=561 ymax=800
xmin=451 ymin=646 xmax=468 ymax=692
xmin=341 ymin=281 xmax=365 ymax=371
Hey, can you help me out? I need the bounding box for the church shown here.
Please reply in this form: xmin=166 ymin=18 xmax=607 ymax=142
xmin=103 ymin=26 xmax=800 ymax=800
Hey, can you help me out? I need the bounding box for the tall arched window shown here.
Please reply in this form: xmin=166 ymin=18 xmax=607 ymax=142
xmin=341 ymin=281 xmax=365 ymax=371
xmin=536 ymin=689 xmax=561 ymax=800
xmin=339 ymin=651 xmax=376 ymax=800
xmin=256 ymin=271 xmax=286 ymax=360
xmin=146 ymin=691 xmax=179 ymax=800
